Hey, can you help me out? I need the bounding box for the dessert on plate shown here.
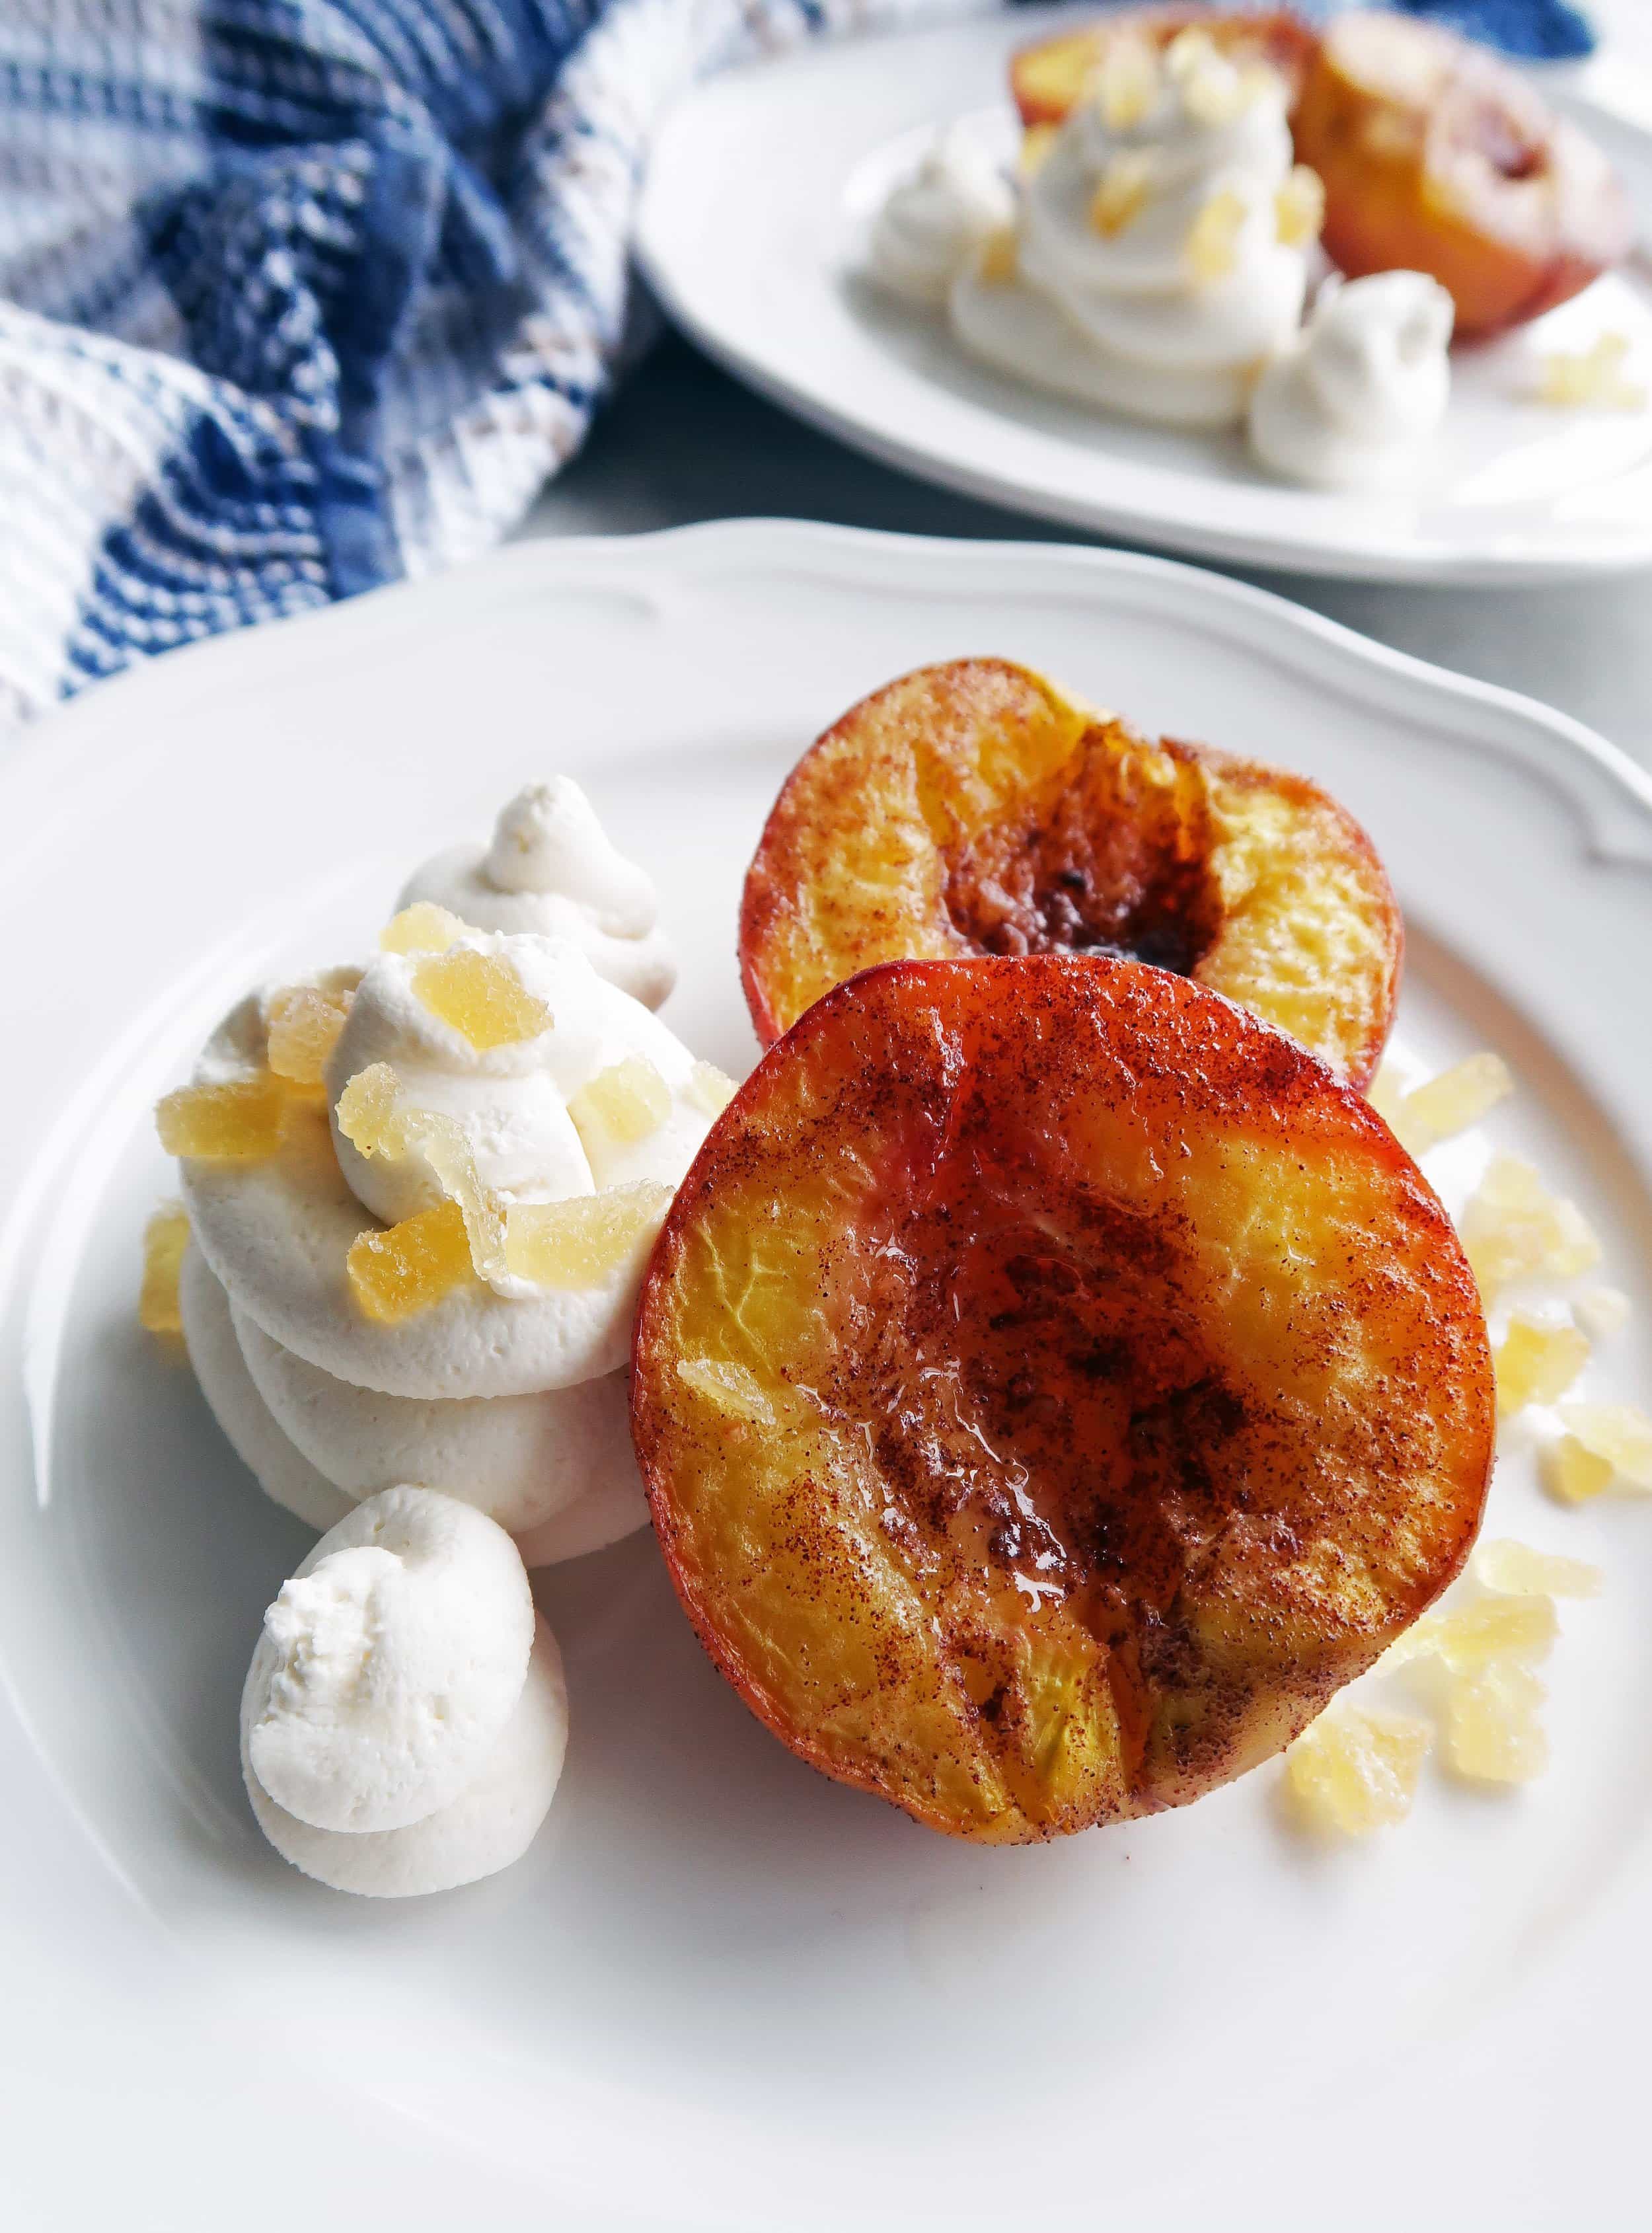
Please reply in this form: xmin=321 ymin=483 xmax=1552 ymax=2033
xmin=868 ymin=7 xmax=1632 ymax=482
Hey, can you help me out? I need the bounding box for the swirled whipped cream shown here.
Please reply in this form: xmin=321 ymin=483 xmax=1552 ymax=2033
xmin=948 ymin=28 xmax=1318 ymax=428
xmin=867 ymin=122 xmax=1016 ymax=309
xmin=1248 ymin=272 xmax=1454 ymax=488
xmin=163 ymin=790 xmax=729 ymax=1568
xmin=399 ymin=780 xmax=675 ymax=1010
xmin=241 ymin=1488 xmax=568 ymax=1895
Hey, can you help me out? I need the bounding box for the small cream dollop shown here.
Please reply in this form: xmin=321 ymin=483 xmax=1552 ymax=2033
xmin=241 ymin=1488 xmax=567 ymax=1895
xmin=398 ymin=781 xmax=675 ymax=1010
xmin=1249 ymin=272 xmax=1454 ymax=487
xmin=868 ymin=124 xmax=1015 ymax=309
xmin=244 ymin=1488 xmax=535 ymax=1835
xmin=951 ymin=32 xmax=1312 ymax=428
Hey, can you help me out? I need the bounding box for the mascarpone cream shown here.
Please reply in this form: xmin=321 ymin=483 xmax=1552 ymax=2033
xmin=867 ymin=122 xmax=1016 ymax=309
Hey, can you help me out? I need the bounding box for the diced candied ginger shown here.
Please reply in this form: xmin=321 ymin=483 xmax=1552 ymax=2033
xmin=335 ymin=1063 xmax=404 ymax=1158
xmin=1536 ymin=332 xmax=1645 ymax=412
xmin=1364 ymin=1058 xmax=1409 ymax=1126
xmin=411 ymin=947 xmax=550 ymax=1051
xmin=1417 ymin=1593 xmax=1559 ymax=1672
xmin=1164 ymin=25 xmax=1217 ymax=81
xmin=1446 ymin=1662 xmax=1548 ymax=1784
xmin=977 ymin=225 xmax=1019 ymax=285
xmin=156 ymin=1075 xmax=289 ymax=1160
xmin=1180 ymin=55 xmax=1270 ymax=130
xmin=1556 ymin=1402 xmax=1652 ymax=1491
xmin=686 ymin=1060 xmax=737 ymax=1117
xmin=266 ymin=985 xmax=351 ymax=1087
xmin=1019 ymin=124 xmax=1057 ymax=180
xmin=1540 ymin=1435 xmax=1614 ymax=1506
xmin=402 ymin=1109 xmax=507 ymax=1284
xmin=568 ymin=1057 xmax=671 ymax=1156
xmin=379 ymin=902 xmax=472 ymax=956
xmin=1185 ymin=189 xmax=1246 ymax=284
xmin=1274 ymin=165 xmax=1325 ymax=248
xmin=1392 ymin=1051 xmax=1513 ymax=1156
xmin=1090 ymin=153 xmax=1152 ymax=239
xmin=1475 ymin=1538 xmax=1601 ymax=1600
xmin=1095 ymin=36 xmax=1158 ymax=131
xmin=1573 ymin=1288 xmax=1630 ymax=1342
xmin=1285 ymin=1707 xmax=1429 ymax=1835
xmin=504 ymin=1182 xmax=671 ymax=1289
xmin=138 ymin=1203 xmax=190 ymax=1335
xmin=677 ymin=1357 xmax=780 ymax=1426
xmin=346 ymin=1199 xmax=473 ymax=1323
xmin=1493 ymin=1314 xmax=1589 ymax=1416
xmin=1459 ymin=1154 xmax=1600 ymax=1298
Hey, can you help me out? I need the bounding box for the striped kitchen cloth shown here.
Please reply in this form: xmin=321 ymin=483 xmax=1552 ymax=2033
xmin=0 ymin=0 xmax=1595 ymax=726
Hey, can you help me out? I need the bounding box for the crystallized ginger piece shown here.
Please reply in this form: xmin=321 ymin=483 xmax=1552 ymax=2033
xmin=1391 ymin=1051 xmax=1513 ymax=1157
xmin=1274 ymin=164 xmax=1324 ymax=248
xmin=401 ymin=1108 xmax=508 ymax=1285
xmin=1494 ymin=1314 xmax=1589 ymax=1417
xmin=1285 ymin=1706 xmax=1429 ymax=1835
xmin=1095 ymin=35 xmax=1158 ymax=131
xmin=568 ymin=1056 xmax=671 ymax=1158
xmin=1556 ymin=1401 xmax=1652 ymax=1491
xmin=267 ymin=985 xmax=352 ymax=1087
xmin=1417 ymin=1593 xmax=1559 ymax=1672
xmin=1573 ymin=1288 xmax=1630 ymax=1342
xmin=1365 ymin=1058 xmax=1409 ymax=1126
xmin=687 ymin=1061 xmax=737 ymax=1117
xmin=1475 ymin=1538 xmax=1601 ymax=1600
xmin=1185 ymin=189 xmax=1247 ymax=284
xmin=156 ymin=1075 xmax=290 ymax=1160
xmin=1459 ymin=1153 xmax=1600 ymax=1299
xmin=1018 ymin=124 xmax=1057 ymax=180
xmin=1536 ymin=332 xmax=1646 ymax=412
xmin=1540 ymin=1435 xmax=1614 ymax=1506
xmin=346 ymin=1199 xmax=474 ymax=1323
xmin=504 ymin=1182 xmax=671 ymax=1289
xmin=411 ymin=946 xmax=550 ymax=1051
xmin=1090 ymin=153 xmax=1153 ymax=239
xmin=138 ymin=1202 xmax=190 ymax=1335
xmin=335 ymin=1063 xmax=406 ymax=1158
xmin=379 ymin=902 xmax=472 ymax=956
xmin=1446 ymin=1661 xmax=1548 ymax=1784
xmin=977 ymin=225 xmax=1020 ymax=286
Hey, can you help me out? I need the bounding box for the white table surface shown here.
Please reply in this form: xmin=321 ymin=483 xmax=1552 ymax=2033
xmin=520 ymin=327 xmax=1652 ymax=773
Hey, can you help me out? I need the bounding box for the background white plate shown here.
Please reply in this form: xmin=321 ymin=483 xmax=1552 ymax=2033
xmin=635 ymin=9 xmax=1652 ymax=584
xmin=3 ymin=521 xmax=1652 ymax=2232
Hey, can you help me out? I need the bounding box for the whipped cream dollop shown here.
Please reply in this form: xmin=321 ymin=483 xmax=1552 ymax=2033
xmin=1248 ymin=271 xmax=1454 ymax=487
xmin=399 ymin=781 xmax=675 ymax=1010
xmin=949 ymin=32 xmax=1314 ymax=427
xmin=867 ymin=122 xmax=1016 ymax=309
xmin=241 ymin=1488 xmax=568 ymax=1895
xmin=184 ymin=936 xmax=716 ymax=1396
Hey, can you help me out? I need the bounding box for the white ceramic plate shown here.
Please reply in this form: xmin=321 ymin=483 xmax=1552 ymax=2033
xmin=635 ymin=9 xmax=1652 ymax=584
xmin=3 ymin=520 xmax=1651 ymax=2233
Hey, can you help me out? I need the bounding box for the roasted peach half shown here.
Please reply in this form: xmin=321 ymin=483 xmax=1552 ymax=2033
xmin=632 ymin=956 xmax=1493 ymax=1845
xmin=1010 ymin=6 xmax=1317 ymax=132
xmin=739 ymin=659 xmax=1401 ymax=1088
xmin=1293 ymin=11 xmax=1632 ymax=340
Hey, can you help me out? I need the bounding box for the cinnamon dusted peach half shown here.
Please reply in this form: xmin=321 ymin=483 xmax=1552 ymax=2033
xmin=1010 ymin=6 xmax=1316 ymax=132
xmin=632 ymin=956 xmax=1493 ymax=1844
xmin=1293 ymin=11 xmax=1632 ymax=340
xmin=739 ymin=660 xmax=1401 ymax=1088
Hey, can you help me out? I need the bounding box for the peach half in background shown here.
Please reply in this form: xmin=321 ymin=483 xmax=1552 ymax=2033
xmin=739 ymin=658 xmax=1402 ymax=1086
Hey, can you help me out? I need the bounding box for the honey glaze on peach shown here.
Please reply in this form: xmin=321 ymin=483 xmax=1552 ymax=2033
xmin=634 ymin=956 xmax=1494 ymax=1844
xmin=941 ymin=721 xmax=1223 ymax=973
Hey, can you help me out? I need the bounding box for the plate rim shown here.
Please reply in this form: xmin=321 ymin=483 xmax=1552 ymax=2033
xmin=634 ymin=13 xmax=1652 ymax=588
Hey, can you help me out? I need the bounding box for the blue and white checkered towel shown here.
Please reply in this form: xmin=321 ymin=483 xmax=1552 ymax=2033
xmin=0 ymin=1 xmax=1595 ymax=725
